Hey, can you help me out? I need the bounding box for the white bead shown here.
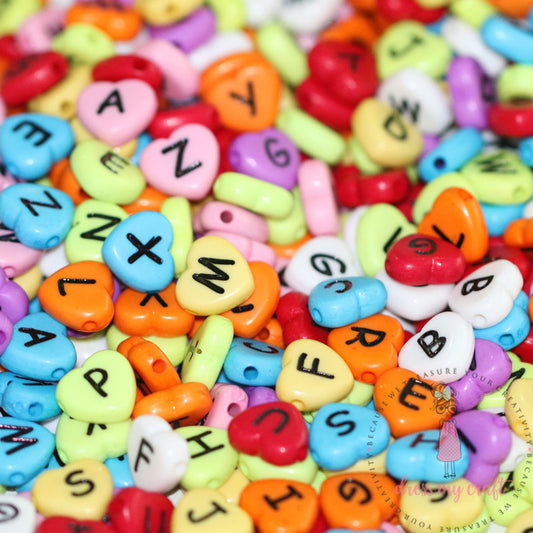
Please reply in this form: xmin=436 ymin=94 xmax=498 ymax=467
xmin=128 ymin=415 xmax=189 ymax=493
xmin=0 ymin=494 xmax=36 ymax=533
xmin=284 ymin=236 xmax=360 ymax=294
xmin=188 ymin=31 xmax=254 ymax=73
xmin=376 ymin=268 xmax=454 ymax=321
xmin=398 ymin=311 xmax=475 ymax=384
xmin=73 ymin=331 xmax=108 ymax=367
xmin=377 ymin=67 xmax=453 ymax=135
xmin=448 ymin=259 xmax=523 ymax=329
xmin=340 ymin=206 xmax=366 ymax=275
xmin=441 ymin=17 xmax=506 ymax=78
xmin=242 ymin=0 xmax=283 ymax=27
xmin=278 ymin=0 xmax=343 ymax=35
xmin=38 ymin=241 xmax=69 ymax=278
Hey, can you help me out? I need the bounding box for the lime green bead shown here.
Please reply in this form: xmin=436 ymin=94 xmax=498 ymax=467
xmin=52 ymin=24 xmax=115 ymax=66
xmin=176 ymin=426 xmax=238 ymax=489
xmin=376 ymin=21 xmax=452 ymax=79
xmin=0 ymin=0 xmax=40 ymax=37
xmin=461 ymin=151 xmax=533 ymax=204
xmin=160 ymin=197 xmax=193 ymax=276
xmin=411 ymin=172 xmax=477 ymax=224
xmin=310 ymin=469 xmax=327 ymax=493
xmin=406 ymin=164 xmax=419 ymax=185
xmin=478 ymin=352 xmax=533 ymax=410
xmin=181 ymin=315 xmax=234 ymax=389
xmin=70 ymin=140 xmax=145 ymax=205
xmin=106 ymin=324 xmax=189 ymax=367
xmin=498 ymin=65 xmax=533 ymax=102
xmin=65 ymin=200 xmax=128 ymax=264
xmin=267 ymin=187 xmax=307 ymax=245
xmin=450 ymin=0 xmax=497 ymax=28
xmin=348 ymin=137 xmax=385 ymax=175
xmin=357 ymin=204 xmax=416 ymax=277
xmin=341 ymin=380 xmax=375 ymax=406
xmin=239 ymin=452 xmax=318 ymax=484
xmin=207 ymin=0 xmax=245 ymax=30
xmin=0 ymin=485 xmax=4 ymax=494
xmin=55 ymin=414 xmax=131 ymax=464
xmin=276 ymin=108 xmax=346 ymax=165
xmin=214 ymin=172 xmax=294 ymax=219
xmin=256 ymin=22 xmax=309 ymax=87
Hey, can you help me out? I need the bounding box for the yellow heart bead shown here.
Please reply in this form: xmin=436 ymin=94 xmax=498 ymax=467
xmin=505 ymin=378 xmax=533 ymax=444
xmin=176 ymin=235 xmax=254 ymax=316
xmin=171 ymin=488 xmax=254 ymax=533
xmin=32 ymin=459 xmax=113 ymax=521
xmin=352 ymin=98 xmax=423 ymax=168
xmin=276 ymin=339 xmax=354 ymax=411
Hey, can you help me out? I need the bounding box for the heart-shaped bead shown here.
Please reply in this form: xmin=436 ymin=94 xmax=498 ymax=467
xmin=127 ymin=415 xmax=189 ymax=493
xmin=0 ymin=311 xmax=76 ymax=381
xmin=55 ymin=414 xmax=131 ymax=464
xmin=228 ymin=401 xmax=308 ymax=466
xmin=374 ymin=368 xmax=455 ymax=437
xmin=77 ymin=80 xmax=157 ymax=147
xmin=239 ymin=480 xmax=319 ymax=533
xmin=327 ymin=313 xmax=404 ymax=384
xmin=107 ymin=487 xmax=174 ymax=533
xmin=448 ymin=259 xmax=523 ymax=329
xmin=64 ymin=199 xmax=128 ymax=264
xmin=38 ymin=261 xmax=115 ymax=333
xmin=176 ymin=235 xmax=254 ymax=316
xmin=276 ymin=339 xmax=354 ymax=412
xmin=505 ymin=378 xmax=533 ymax=442
xmin=0 ymin=417 xmax=55 ymax=487
xmin=32 ymin=459 xmax=113 ymax=521
xmin=102 ymin=211 xmax=175 ymax=293
xmin=171 ymin=488 xmax=254 ymax=533
xmin=418 ymin=187 xmax=489 ymax=263
xmin=0 ymin=493 xmax=36 ymax=533
xmin=320 ymin=473 xmax=400 ymax=530
xmin=140 ymin=123 xmax=219 ymax=200
xmin=70 ymin=139 xmax=146 ymax=205
xmin=114 ymin=282 xmax=194 ymax=338
xmin=56 ymin=349 xmax=136 ymax=424
xmin=227 ymin=128 xmax=300 ymax=189
xmin=398 ymin=311 xmax=475 ymax=384
xmin=309 ymin=403 xmax=390 ymax=470
xmin=0 ymin=183 xmax=74 ymax=249
xmin=176 ymin=426 xmax=238 ymax=490
xmin=200 ymin=51 xmax=281 ymax=132
xmin=0 ymin=112 xmax=74 ymax=180
xmin=385 ymin=233 xmax=467 ymax=285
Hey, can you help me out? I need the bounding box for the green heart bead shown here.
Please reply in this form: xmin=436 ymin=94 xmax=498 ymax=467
xmin=182 ymin=315 xmax=234 ymax=389
xmin=56 ymin=350 xmax=136 ymax=424
xmin=239 ymin=451 xmax=318 ymax=484
xmin=52 ymin=23 xmax=115 ymax=66
xmin=497 ymin=64 xmax=533 ymax=102
xmin=356 ymin=204 xmax=417 ymax=276
xmin=55 ymin=414 xmax=131 ymax=464
xmin=460 ymin=151 xmax=533 ymax=204
xmin=206 ymin=0 xmax=246 ymax=31
xmin=65 ymin=200 xmax=128 ymax=264
xmin=160 ymin=197 xmax=193 ymax=276
xmin=70 ymin=140 xmax=145 ymax=204
xmin=267 ymin=187 xmax=307 ymax=245
xmin=0 ymin=0 xmax=40 ymax=36
xmin=311 ymin=469 xmax=327 ymax=493
xmin=106 ymin=324 xmax=189 ymax=367
xmin=376 ymin=21 xmax=452 ymax=79
xmin=478 ymin=352 xmax=533 ymax=410
xmin=450 ymin=0 xmax=497 ymax=29
xmin=412 ymin=172 xmax=477 ymax=224
xmin=176 ymin=426 xmax=238 ymax=489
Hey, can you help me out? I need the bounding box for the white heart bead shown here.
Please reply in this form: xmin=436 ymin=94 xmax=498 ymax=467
xmin=398 ymin=311 xmax=475 ymax=384
xmin=0 ymin=494 xmax=36 ymax=533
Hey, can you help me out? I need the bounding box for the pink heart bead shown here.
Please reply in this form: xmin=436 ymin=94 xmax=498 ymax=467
xmin=77 ymin=79 xmax=157 ymax=147
xmin=140 ymin=123 xmax=220 ymax=200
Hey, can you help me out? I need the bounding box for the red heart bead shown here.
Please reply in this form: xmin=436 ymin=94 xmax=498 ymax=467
xmin=37 ymin=517 xmax=116 ymax=533
xmin=228 ymin=401 xmax=308 ymax=466
xmin=107 ymin=487 xmax=174 ymax=533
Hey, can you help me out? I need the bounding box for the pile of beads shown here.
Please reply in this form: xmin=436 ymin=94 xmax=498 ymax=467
xmin=2 ymin=0 xmax=533 ymax=532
